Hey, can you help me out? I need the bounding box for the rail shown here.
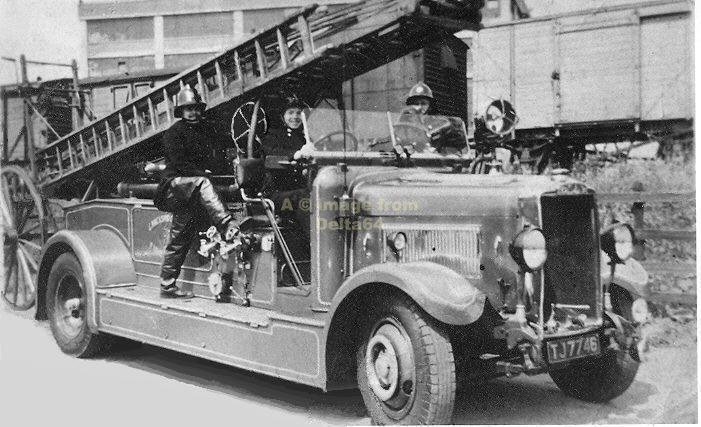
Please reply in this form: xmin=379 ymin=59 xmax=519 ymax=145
xmin=598 ymin=191 xmax=696 ymax=305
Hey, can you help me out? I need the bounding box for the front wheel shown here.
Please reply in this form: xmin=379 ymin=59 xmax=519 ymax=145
xmin=549 ymin=319 xmax=639 ymax=403
xmin=357 ymin=293 xmax=455 ymax=425
xmin=46 ymin=253 xmax=110 ymax=357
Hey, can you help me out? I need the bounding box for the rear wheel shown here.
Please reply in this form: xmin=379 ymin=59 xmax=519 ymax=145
xmin=46 ymin=253 xmax=110 ymax=357
xmin=1 ymin=165 xmax=44 ymax=310
xmin=357 ymin=293 xmax=455 ymax=425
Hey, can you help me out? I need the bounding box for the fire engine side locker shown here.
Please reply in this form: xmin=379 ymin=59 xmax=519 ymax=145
xmin=96 ymin=286 xmax=327 ymax=388
xmin=60 ymin=199 xmax=328 ymax=388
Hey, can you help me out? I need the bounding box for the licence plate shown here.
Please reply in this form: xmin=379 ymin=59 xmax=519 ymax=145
xmin=546 ymin=334 xmax=600 ymax=364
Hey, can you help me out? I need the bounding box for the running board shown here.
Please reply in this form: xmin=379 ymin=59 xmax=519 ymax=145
xmin=96 ymin=286 xmax=325 ymax=387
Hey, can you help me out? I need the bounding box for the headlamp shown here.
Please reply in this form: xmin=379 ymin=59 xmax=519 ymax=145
xmin=601 ymin=223 xmax=635 ymax=264
xmin=509 ymin=228 xmax=547 ymax=272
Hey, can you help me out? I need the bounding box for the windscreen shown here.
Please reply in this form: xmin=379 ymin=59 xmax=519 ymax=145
xmin=304 ymin=108 xmax=468 ymax=155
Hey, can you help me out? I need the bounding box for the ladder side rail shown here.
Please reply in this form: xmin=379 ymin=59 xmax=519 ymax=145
xmin=35 ymin=5 xmax=322 ymax=159
xmin=38 ymin=0 xmax=463 ymax=190
xmin=37 ymin=41 xmax=344 ymax=188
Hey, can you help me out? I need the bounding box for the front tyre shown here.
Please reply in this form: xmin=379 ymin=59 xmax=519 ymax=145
xmin=357 ymin=294 xmax=455 ymax=425
xmin=46 ymin=253 xmax=110 ymax=357
xmin=548 ymin=345 xmax=639 ymax=402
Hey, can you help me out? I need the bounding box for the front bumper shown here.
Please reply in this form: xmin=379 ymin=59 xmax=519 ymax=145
xmin=492 ymin=309 xmax=648 ymax=376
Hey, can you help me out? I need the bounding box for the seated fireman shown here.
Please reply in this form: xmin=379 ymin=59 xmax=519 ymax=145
xmin=154 ymin=85 xmax=238 ymax=299
xmin=396 ymin=81 xmax=454 ymax=152
xmin=255 ymin=97 xmax=312 ymax=242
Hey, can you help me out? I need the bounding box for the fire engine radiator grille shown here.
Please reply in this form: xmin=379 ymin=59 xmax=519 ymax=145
xmin=540 ymin=193 xmax=600 ymax=321
xmin=383 ymin=224 xmax=481 ymax=278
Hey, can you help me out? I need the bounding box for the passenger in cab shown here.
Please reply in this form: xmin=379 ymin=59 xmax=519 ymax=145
xmin=256 ymin=97 xmax=312 ymax=242
xmin=397 ymin=82 xmax=460 ymax=153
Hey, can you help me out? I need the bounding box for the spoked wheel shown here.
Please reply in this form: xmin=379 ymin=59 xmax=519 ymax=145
xmin=357 ymin=293 xmax=456 ymax=425
xmin=231 ymin=101 xmax=267 ymax=153
xmin=1 ymin=165 xmax=45 ymax=310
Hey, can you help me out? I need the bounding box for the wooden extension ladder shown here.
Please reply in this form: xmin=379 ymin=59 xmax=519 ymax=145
xmin=33 ymin=0 xmax=481 ymax=198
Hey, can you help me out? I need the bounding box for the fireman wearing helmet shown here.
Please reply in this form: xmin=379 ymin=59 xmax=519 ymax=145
xmin=396 ymin=82 xmax=452 ymax=152
xmin=405 ymin=81 xmax=434 ymax=115
xmin=153 ymin=84 xmax=237 ymax=298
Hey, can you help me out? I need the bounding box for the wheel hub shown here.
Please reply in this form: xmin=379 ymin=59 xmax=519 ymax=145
xmin=367 ymin=334 xmax=399 ymax=400
xmin=56 ymin=276 xmax=85 ymax=338
xmin=365 ymin=321 xmax=416 ymax=415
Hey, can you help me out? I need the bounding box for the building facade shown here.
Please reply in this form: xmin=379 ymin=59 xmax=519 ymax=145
xmin=79 ymin=0 xmax=349 ymax=77
xmin=79 ymin=0 xmax=527 ymax=77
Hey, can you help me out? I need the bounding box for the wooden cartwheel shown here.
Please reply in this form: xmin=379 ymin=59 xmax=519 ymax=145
xmin=1 ymin=165 xmax=64 ymax=310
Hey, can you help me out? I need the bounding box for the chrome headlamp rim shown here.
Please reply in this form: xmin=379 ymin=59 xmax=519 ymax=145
xmin=601 ymin=223 xmax=635 ymax=264
xmin=509 ymin=227 xmax=548 ymax=272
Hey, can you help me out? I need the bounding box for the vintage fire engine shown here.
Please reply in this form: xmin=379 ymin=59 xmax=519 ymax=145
xmin=1 ymin=1 xmax=650 ymax=424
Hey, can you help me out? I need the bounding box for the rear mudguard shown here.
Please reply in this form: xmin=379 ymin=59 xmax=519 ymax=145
xmin=36 ymin=229 xmax=136 ymax=331
xmin=328 ymin=261 xmax=486 ymax=326
xmin=600 ymin=251 xmax=650 ymax=299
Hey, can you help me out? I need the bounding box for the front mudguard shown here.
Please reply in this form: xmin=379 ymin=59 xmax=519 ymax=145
xmin=329 ymin=261 xmax=486 ymax=326
xmin=600 ymin=251 xmax=650 ymax=299
xmin=35 ymin=229 xmax=136 ymax=331
xmin=604 ymin=309 xmax=648 ymax=362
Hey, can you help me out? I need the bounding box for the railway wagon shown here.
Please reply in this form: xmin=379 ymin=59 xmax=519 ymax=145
xmin=472 ymin=0 xmax=693 ymax=146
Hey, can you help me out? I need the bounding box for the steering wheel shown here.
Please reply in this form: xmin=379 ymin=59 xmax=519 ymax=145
xmin=312 ymin=130 xmax=359 ymax=151
xmin=392 ymin=122 xmax=432 ymax=152
xmin=231 ymin=101 xmax=268 ymax=152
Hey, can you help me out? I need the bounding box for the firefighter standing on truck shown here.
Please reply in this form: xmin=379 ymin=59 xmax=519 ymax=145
xmin=153 ymin=84 xmax=238 ymax=298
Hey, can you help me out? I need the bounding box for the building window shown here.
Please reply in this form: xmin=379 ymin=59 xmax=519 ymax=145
xmin=87 ymin=17 xmax=154 ymax=44
xmin=243 ymin=8 xmax=287 ymax=34
xmin=164 ymin=53 xmax=216 ymax=69
xmin=88 ymin=56 xmax=155 ymax=76
xmin=163 ymin=12 xmax=234 ymax=38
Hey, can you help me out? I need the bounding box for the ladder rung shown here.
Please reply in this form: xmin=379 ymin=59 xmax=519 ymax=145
xmin=118 ymin=113 xmax=127 ymax=145
xmin=197 ymin=71 xmax=207 ymax=102
xmin=132 ymin=105 xmax=142 ymax=138
xmin=68 ymin=140 xmax=75 ymax=170
xmin=254 ymin=39 xmax=268 ymax=79
xmin=147 ymin=98 xmax=157 ymax=130
xmin=234 ymin=50 xmax=245 ymax=86
xmin=214 ymin=60 xmax=225 ymax=98
xmin=163 ymin=88 xmax=173 ymax=125
xmin=91 ymin=127 xmax=100 ymax=157
xmin=79 ymin=133 xmax=88 ymax=163
xmin=297 ymin=15 xmax=314 ymax=56
xmin=105 ymin=121 xmax=113 ymax=151
xmin=276 ymin=29 xmax=290 ymax=70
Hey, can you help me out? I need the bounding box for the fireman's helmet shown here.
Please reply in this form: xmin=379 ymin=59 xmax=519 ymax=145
xmin=174 ymin=84 xmax=206 ymax=118
xmin=405 ymin=81 xmax=434 ymax=106
xmin=283 ymin=96 xmax=306 ymax=113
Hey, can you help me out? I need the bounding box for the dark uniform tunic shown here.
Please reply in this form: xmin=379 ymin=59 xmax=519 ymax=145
xmin=162 ymin=119 xmax=228 ymax=180
xmin=155 ymin=119 xmax=231 ymax=282
xmin=257 ymin=126 xmax=310 ymax=243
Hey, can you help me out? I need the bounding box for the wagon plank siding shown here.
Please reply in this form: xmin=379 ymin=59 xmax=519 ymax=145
xmin=640 ymin=13 xmax=692 ymax=120
xmin=513 ymin=21 xmax=555 ymax=129
xmin=473 ymin=28 xmax=511 ymax=122
xmin=558 ymin=11 xmax=640 ymax=123
xmin=472 ymin=0 xmax=692 ymax=134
